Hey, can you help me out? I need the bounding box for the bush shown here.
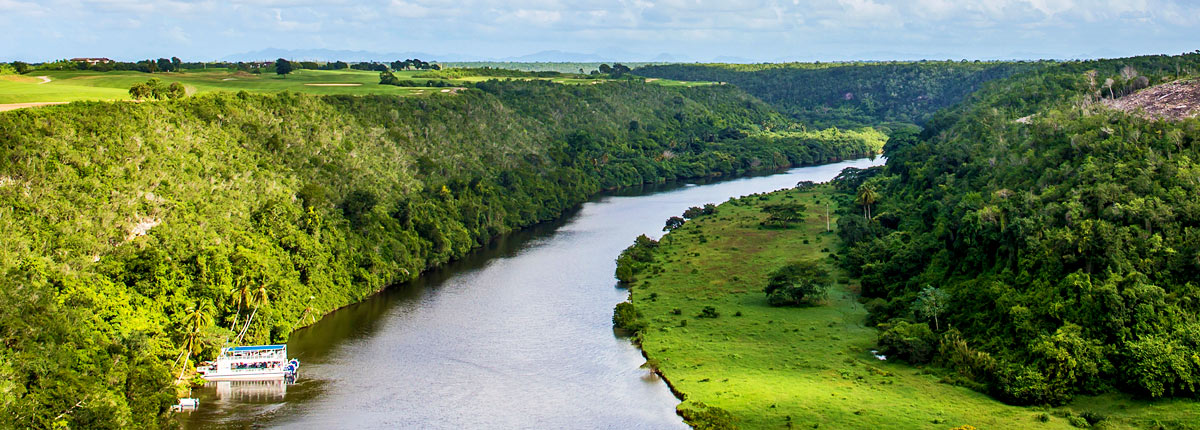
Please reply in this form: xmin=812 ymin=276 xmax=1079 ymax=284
xmin=877 ymin=321 xmax=937 ymax=364
xmin=613 ymin=302 xmax=644 ymax=333
xmin=678 ymin=402 xmax=738 ymax=430
xmin=615 ymin=257 xmax=635 ymax=283
xmin=698 ymin=306 xmax=720 ymax=318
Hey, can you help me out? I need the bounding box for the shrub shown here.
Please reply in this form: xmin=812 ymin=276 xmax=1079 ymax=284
xmin=678 ymin=402 xmax=738 ymax=430
xmin=698 ymin=306 xmax=720 ymax=318
xmin=877 ymin=321 xmax=937 ymax=364
xmin=613 ymin=302 xmax=643 ymax=333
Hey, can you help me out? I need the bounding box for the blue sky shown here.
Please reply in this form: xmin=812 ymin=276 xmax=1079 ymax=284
xmin=2 ymin=0 xmax=1198 ymax=62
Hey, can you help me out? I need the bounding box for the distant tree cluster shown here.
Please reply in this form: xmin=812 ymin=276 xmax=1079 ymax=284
xmin=378 ymin=70 xmax=457 ymax=87
xmin=390 ymin=58 xmax=439 ymax=71
xmin=595 ymin=63 xmax=632 ymax=77
xmin=127 ymin=78 xmax=186 ymax=100
xmin=351 ymin=62 xmax=390 ymax=72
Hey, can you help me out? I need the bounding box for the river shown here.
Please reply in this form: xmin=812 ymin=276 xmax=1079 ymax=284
xmin=179 ymin=157 xmax=885 ymax=429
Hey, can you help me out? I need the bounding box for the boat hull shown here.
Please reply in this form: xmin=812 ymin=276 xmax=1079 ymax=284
xmin=201 ymin=371 xmax=292 ymax=381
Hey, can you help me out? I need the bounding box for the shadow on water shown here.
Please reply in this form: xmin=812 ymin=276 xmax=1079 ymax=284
xmin=287 ymin=207 xmax=580 ymax=364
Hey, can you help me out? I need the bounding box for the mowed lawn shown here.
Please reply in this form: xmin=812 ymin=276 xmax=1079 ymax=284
xmin=628 ymin=185 xmax=1200 ymax=429
xmin=0 ymin=69 xmax=713 ymax=104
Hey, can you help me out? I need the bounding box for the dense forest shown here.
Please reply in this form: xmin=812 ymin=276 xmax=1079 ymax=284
xmin=836 ymin=53 xmax=1200 ymax=405
xmin=635 ymin=61 xmax=1044 ymax=128
xmin=0 ymin=80 xmax=881 ymax=428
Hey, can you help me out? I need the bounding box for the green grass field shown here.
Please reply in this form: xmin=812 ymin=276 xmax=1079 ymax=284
xmin=0 ymin=68 xmax=711 ymax=105
xmin=626 ymin=185 xmax=1200 ymax=429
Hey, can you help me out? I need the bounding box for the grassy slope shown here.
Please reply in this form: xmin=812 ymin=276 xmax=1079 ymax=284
xmin=629 ymin=185 xmax=1200 ymax=429
xmin=0 ymin=69 xmax=710 ymax=104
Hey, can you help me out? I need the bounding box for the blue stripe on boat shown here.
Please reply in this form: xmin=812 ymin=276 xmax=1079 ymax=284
xmin=227 ymin=345 xmax=286 ymax=351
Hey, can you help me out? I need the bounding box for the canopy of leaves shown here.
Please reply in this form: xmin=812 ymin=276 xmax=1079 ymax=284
xmin=763 ymin=260 xmax=829 ymax=307
xmin=838 ymin=52 xmax=1200 ymax=404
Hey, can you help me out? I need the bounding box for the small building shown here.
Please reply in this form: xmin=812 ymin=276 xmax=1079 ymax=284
xmin=71 ymin=57 xmax=113 ymax=65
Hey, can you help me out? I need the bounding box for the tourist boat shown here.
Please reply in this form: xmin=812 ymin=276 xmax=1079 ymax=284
xmin=197 ymin=344 xmax=299 ymax=381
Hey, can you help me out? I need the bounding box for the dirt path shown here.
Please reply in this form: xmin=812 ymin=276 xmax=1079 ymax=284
xmin=35 ymin=76 xmax=51 ymax=84
xmin=0 ymin=102 xmax=68 ymax=112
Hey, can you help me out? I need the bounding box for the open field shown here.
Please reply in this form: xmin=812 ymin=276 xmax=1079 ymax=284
xmin=627 ymin=185 xmax=1200 ymax=429
xmin=0 ymin=68 xmax=712 ymax=105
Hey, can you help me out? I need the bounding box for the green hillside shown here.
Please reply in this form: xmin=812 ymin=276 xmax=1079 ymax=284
xmin=634 ymin=61 xmax=1044 ymax=128
xmin=0 ymin=80 xmax=880 ymax=428
xmin=842 ymin=53 xmax=1200 ymax=405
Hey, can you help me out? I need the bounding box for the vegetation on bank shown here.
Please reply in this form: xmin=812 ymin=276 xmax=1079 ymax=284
xmin=0 ymin=79 xmax=881 ymax=428
xmin=634 ymin=61 xmax=1046 ymax=128
xmin=617 ymin=185 xmax=1200 ymax=429
xmin=840 ymin=52 xmax=1200 ymax=406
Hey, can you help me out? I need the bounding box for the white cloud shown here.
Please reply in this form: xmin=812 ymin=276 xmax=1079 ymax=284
xmin=1 ymin=0 xmax=1197 ymax=61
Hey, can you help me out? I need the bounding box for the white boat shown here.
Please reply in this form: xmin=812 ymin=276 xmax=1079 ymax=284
xmin=197 ymin=344 xmax=299 ymax=381
xmin=170 ymin=398 xmax=198 ymax=412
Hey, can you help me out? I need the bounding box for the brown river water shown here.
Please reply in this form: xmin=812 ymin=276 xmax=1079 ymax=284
xmin=178 ymin=157 xmax=885 ymax=429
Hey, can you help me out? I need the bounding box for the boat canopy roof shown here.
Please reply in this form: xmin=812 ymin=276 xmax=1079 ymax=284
xmin=226 ymin=345 xmax=286 ymax=352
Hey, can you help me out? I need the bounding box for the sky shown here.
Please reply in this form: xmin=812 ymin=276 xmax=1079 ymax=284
xmin=1 ymin=0 xmax=1198 ymax=62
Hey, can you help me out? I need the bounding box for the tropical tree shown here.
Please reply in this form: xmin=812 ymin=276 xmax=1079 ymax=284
xmin=228 ymin=279 xmax=252 ymax=333
xmin=176 ymin=302 xmax=213 ymax=380
xmin=856 ymin=183 xmax=878 ymax=220
xmin=914 ymin=285 xmax=949 ymax=331
xmin=235 ymin=284 xmax=270 ymax=343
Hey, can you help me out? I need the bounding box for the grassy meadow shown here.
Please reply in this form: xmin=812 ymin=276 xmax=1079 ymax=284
xmin=0 ymin=68 xmax=711 ymax=105
xmin=625 ymin=185 xmax=1200 ymax=429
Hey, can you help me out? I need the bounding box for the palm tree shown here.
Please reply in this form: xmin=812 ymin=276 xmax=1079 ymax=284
xmin=176 ymin=302 xmax=213 ymax=380
xmin=235 ymin=284 xmax=270 ymax=344
xmin=856 ymin=184 xmax=879 ymax=220
xmin=228 ymin=279 xmax=252 ymax=333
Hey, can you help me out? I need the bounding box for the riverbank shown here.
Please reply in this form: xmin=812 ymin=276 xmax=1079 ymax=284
xmin=622 ymin=184 xmax=1200 ymax=429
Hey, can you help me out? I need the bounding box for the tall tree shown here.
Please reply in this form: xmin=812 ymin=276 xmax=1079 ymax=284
xmin=176 ymin=302 xmax=213 ymax=380
xmin=856 ymin=183 xmax=878 ymax=220
xmin=275 ymin=58 xmax=293 ymax=77
xmin=235 ymin=284 xmax=270 ymax=343
xmin=914 ymin=286 xmax=948 ymax=331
